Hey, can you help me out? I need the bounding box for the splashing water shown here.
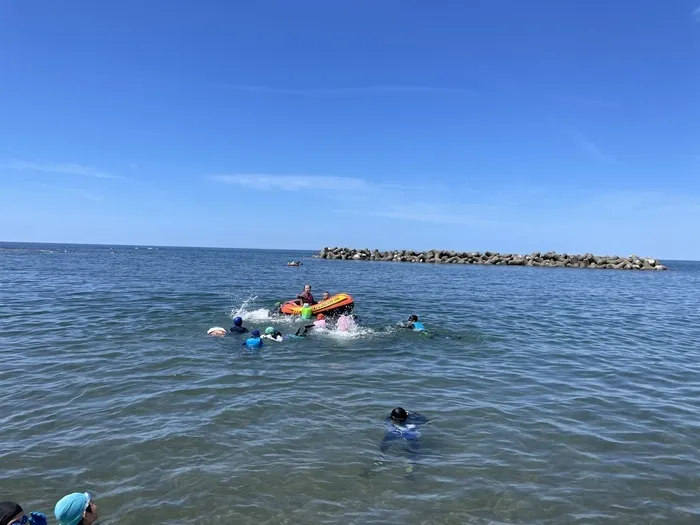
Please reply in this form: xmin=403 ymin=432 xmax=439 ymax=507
xmin=229 ymin=295 xmax=297 ymax=326
xmin=315 ymin=315 xmax=377 ymax=340
xmin=229 ymin=294 xmax=259 ymax=318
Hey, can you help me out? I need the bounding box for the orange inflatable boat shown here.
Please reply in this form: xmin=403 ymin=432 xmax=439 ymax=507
xmin=279 ymin=293 xmax=354 ymax=317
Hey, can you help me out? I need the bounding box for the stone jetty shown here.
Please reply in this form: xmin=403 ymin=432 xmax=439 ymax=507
xmin=317 ymin=247 xmax=667 ymax=270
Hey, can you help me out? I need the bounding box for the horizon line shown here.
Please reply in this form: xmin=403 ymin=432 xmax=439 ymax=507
xmin=0 ymin=240 xmax=690 ymax=262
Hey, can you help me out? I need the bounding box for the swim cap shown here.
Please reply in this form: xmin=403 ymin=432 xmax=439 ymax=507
xmin=316 ymin=313 xmax=325 ymax=320
xmin=391 ymin=407 xmax=408 ymax=422
xmin=233 ymin=316 xmax=243 ymax=326
xmin=265 ymin=327 xmax=275 ymax=335
xmin=0 ymin=501 xmax=23 ymax=525
xmin=55 ymin=492 xmax=91 ymax=525
xmin=251 ymin=329 xmax=260 ymax=337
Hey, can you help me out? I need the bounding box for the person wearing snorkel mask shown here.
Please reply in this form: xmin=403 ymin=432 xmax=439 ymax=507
xmin=0 ymin=501 xmax=47 ymax=525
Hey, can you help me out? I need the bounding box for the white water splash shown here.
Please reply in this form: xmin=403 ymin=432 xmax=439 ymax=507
xmin=229 ymin=295 xmax=297 ymax=325
xmin=315 ymin=316 xmax=377 ymax=340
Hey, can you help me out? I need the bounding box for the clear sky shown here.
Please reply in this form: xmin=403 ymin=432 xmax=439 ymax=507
xmin=1 ymin=1 xmax=698 ymax=259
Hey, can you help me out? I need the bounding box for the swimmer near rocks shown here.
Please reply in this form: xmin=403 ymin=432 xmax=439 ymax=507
xmin=317 ymin=247 xmax=668 ymax=271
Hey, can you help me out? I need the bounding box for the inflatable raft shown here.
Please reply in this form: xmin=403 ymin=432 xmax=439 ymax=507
xmin=279 ymin=293 xmax=354 ymax=317
xmin=287 ymin=261 xmax=302 ymax=267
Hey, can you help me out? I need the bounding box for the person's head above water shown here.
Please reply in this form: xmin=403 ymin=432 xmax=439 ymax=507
xmin=251 ymin=329 xmax=260 ymax=338
xmin=55 ymin=492 xmax=98 ymax=525
xmin=265 ymin=326 xmax=275 ymax=335
xmin=322 ymin=291 xmax=330 ymax=300
xmin=408 ymin=315 xmax=418 ymax=322
xmin=233 ymin=316 xmax=243 ymax=327
xmin=0 ymin=501 xmax=24 ymax=525
xmin=316 ymin=313 xmax=325 ymax=320
xmin=390 ymin=407 xmax=409 ymax=423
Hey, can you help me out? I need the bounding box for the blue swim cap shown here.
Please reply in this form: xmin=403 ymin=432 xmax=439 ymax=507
xmin=233 ymin=316 xmax=243 ymax=326
xmin=251 ymin=329 xmax=260 ymax=337
xmin=55 ymin=492 xmax=91 ymax=525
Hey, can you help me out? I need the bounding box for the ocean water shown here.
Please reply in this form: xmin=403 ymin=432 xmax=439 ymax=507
xmin=1 ymin=242 xmax=699 ymax=525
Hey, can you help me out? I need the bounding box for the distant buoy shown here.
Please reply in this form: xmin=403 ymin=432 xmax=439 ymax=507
xmin=207 ymin=326 xmax=227 ymax=337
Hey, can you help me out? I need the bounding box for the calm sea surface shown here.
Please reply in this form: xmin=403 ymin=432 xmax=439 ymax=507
xmin=1 ymin=243 xmax=699 ymax=524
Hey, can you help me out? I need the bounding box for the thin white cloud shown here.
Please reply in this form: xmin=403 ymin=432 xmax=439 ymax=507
xmin=693 ymin=5 xmax=700 ymax=18
xmin=571 ymin=130 xmax=616 ymax=164
xmin=368 ymin=207 xmax=472 ymax=225
xmin=1 ymin=161 xmax=123 ymax=180
xmin=31 ymin=182 xmax=105 ymax=201
xmin=212 ymin=174 xmax=370 ymax=192
xmin=219 ymin=84 xmax=476 ymax=96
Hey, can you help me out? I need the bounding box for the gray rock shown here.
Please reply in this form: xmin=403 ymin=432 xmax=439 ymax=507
xmin=318 ymin=247 xmax=667 ymax=271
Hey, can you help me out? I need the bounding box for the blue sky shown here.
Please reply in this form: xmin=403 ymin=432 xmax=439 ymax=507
xmin=1 ymin=1 xmax=698 ymax=259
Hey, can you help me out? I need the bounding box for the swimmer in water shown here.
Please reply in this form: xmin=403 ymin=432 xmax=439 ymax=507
xmin=230 ymin=316 xmax=249 ymax=334
xmin=379 ymin=407 xmax=429 ymax=454
xmin=314 ymin=313 xmax=327 ymax=328
xmin=294 ymin=314 xmax=327 ymax=336
xmin=267 ymin=301 xmax=282 ymax=316
xmin=242 ymin=329 xmax=263 ymax=349
xmin=207 ymin=326 xmax=228 ymax=337
xmin=262 ymin=326 xmax=284 ymax=342
xmin=336 ymin=313 xmax=357 ymax=332
xmin=0 ymin=501 xmax=47 ymax=525
xmin=401 ymin=314 xmax=426 ymax=332
xmin=54 ymin=492 xmax=98 ymax=525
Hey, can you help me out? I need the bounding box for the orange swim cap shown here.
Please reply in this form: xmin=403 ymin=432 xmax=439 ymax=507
xmin=316 ymin=313 xmax=325 ymax=320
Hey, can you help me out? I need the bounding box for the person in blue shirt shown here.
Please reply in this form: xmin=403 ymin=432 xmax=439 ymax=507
xmin=242 ymin=329 xmax=263 ymax=349
xmin=230 ymin=316 xmax=249 ymax=334
xmin=401 ymin=314 xmax=426 ymax=332
xmin=379 ymin=407 xmax=429 ymax=454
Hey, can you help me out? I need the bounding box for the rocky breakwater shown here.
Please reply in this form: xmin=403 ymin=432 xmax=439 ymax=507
xmin=317 ymin=247 xmax=668 ymax=270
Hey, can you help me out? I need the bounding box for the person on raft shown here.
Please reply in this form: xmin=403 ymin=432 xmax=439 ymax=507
xmin=262 ymin=326 xmax=284 ymax=341
xmin=379 ymin=407 xmax=429 ymax=454
xmin=296 ymin=284 xmax=315 ymax=305
xmin=321 ymin=291 xmax=331 ymax=301
xmin=230 ymin=316 xmax=249 ymax=334
xmin=402 ymin=314 xmax=426 ymax=331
